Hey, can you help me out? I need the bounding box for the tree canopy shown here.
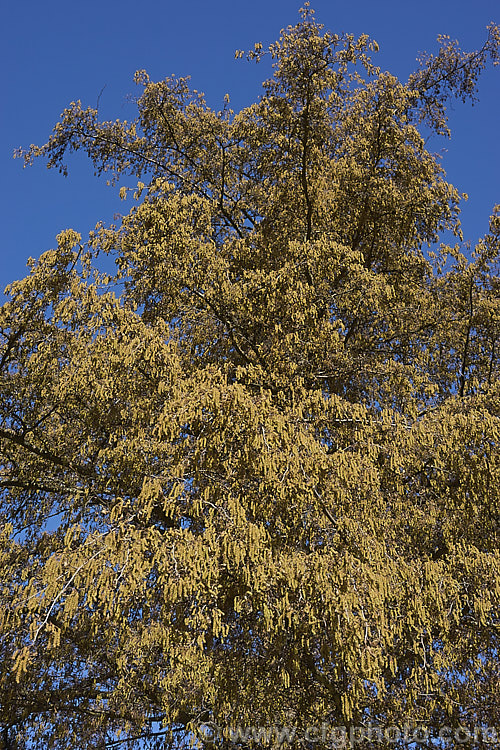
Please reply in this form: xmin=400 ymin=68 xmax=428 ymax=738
xmin=1 ymin=6 xmax=499 ymax=748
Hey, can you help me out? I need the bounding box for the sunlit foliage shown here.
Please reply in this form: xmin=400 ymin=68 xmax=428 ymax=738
xmin=1 ymin=7 xmax=499 ymax=748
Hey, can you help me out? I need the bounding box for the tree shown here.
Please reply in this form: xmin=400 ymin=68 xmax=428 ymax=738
xmin=1 ymin=6 xmax=499 ymax=748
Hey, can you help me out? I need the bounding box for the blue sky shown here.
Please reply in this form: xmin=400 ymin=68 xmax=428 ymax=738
xmin=1 ymin=0 xmax=498 ymax=294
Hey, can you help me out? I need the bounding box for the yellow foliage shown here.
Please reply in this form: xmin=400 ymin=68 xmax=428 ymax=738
xmin=1 ymin=8 xmax=500 ymax=749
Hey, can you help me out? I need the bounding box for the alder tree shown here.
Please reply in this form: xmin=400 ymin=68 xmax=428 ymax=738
xmin=1 ymin=6 xmax=499 ymax=748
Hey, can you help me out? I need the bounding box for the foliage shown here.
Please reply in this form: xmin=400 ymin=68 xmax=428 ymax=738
xmin=1 ymin=7 xmax=499 ymax=748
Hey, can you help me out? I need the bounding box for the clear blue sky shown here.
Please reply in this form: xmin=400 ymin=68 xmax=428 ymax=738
xmin=1 ymin=0 xmax=498 ymax=293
